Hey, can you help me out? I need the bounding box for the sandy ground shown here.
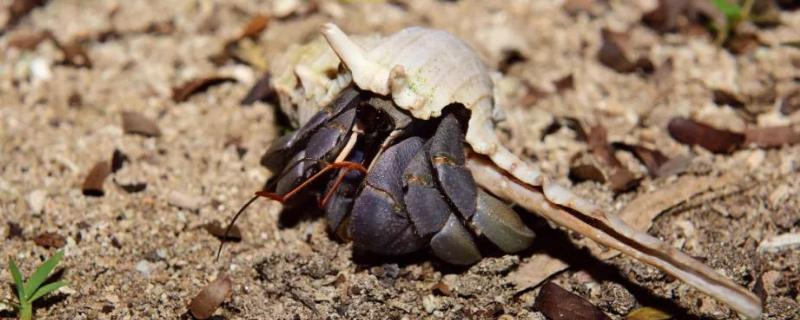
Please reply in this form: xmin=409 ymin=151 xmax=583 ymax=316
xmin=1 ymin=0 xmax=800 ymax=319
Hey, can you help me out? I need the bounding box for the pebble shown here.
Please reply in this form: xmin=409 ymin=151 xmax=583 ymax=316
xmin=29 ymin=57 xmax=51 ymax=83
xmin=167 ymin=190 xmax=204 ymax=211
xmin=422 ymin=295 xmax=440 ymax=314
xmin=26 ymin=189 xmax=47 ymax=214
xmin=135 ymin=260 xmax=154 ymax=277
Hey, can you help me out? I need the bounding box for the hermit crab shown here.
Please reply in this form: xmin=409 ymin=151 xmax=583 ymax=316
xmin=222 ymin=24 xmax=762 ymax=318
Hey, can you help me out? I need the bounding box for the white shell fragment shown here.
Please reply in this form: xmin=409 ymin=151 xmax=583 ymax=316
xmin=321 ymin=23 xmax=543 ymax=187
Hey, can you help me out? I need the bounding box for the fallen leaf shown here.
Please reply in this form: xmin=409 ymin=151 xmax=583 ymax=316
xmin=725 ymin=32 xmax=762 ymax=55
xmin=626 ymin=307 xmax=672 ymax=320
xmin=172 ymin=76 xmax=236 ymax=102
xmin=563 ymin=0 xmax=594 ymax=15
xmin=121 ymin=111 xmax=161 ymax=137
xmin=533 ymin=282 xmax=610 ymax=320
xmin=55 ymin=41 xmax=92 ymax=68
xmin=642 ymin=0 xmax=691 ymax=32
xmin=116 ymin=182 xmax=147 ymax=193
xmin=612 ymin=143 xmax=670 ymax=177
xmin=587 ymin=124 xmax=639 ymax=192
xmin=33 ymin=232 xmax=66 ymax=248
xmin=508 ymin=255 xmax=569 ymax=292
xmin=667 ymin=117 xmax=744 ymax=153
xmin=241 ymin=73 xmax=277 ymax=105
xmin=597 ymin=29 xmax=654 ymax=74
xmin=203 ymin=221 xmax=242 ymax=241
xmin=569 ymin=163 xmax=606 ymax=184
xmin=5 ymin=0 xmax=48 ymax=29
xmin=188 ymin=273 xmax=233 ymax=319
xmin=238 ymin=15 xmax=269 ymax=40
xmin=642 ymin=0 xmax=725 ymax=35
xmin=83 ymin=161 xmax=112 ymax=196
xmin=554 ymin=74 xmax=575 ymax=93
xmin=712 ymin=89 xmax=745 ymax=108
xmin=779 ymin=89 xmax=800 ymax=115
xmin=7 ymin=30 xmax=52 ymax=50
xmin=210 ymin=15 xmax=269 ymax=67
xmin=744 ymin=124 xmax=800 ymax=148
xmin=432 ymin=281 xmax=452 ymax=296
xmin=111 ymin=149 xmax=129 ymax=173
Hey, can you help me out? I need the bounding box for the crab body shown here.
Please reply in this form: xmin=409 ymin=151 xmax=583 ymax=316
xmin=262 ymin=86 xmax=534 ymax=265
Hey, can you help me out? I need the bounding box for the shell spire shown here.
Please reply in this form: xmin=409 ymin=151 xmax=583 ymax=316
xmin=321 ymin=23 xmax=391 ymax=95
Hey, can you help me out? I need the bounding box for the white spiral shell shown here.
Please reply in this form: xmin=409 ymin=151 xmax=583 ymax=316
xmin=321 ymin=23 xmax=543 ymax=186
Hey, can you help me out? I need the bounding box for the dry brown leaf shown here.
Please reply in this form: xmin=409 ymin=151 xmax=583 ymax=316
xmin=642 ymin=0 xmax=724 ymax=35
xmin=33 ymin=232 xmax=66 ymax=248
xmin=626 ymin=307 xmax=672 ymax=320
xmin=241 ymin=73 xmax=276 ymax=105
xmin=238 ymin=15 xmax=269 ymax=40
xmin=597 ymin=29 xmax=653 ymax=74
xmin=667 ymin=117 xmax=744 ymax=153
xmin=533 ymin=282 xmax=610 ymax=320
xmin=203 ymin=221 xmax=242 ymax=242
xmin=744 ymin=124 xmax=800 ymax=148
xmin=712 ymin=89 xmax=746 ymax=109
xmin=188 ymin=273 xmax=233 ymax=319
xmin=508 ymin=254 xmax=569 ymax=292
xmin=172 ymin=76 xmax=236 ymax=102
xmin=554 ymin=74 xmax=574 ymax=93
xmin=432 ymin=281 xmax=452 ymax=296
xmin=612 ymin=143 xmax=670 ymax=177
xmin=121 ymin=112 xmax=161 ymax=137
xmin=569 ymin=162 xmax=606 ymax=184
xmin=56 ymin=41 xmax=92 ymax=68
xmin=563 ymin=0 xmax=594 ymax=15
xmin=587 ymin=125 xmax=639 ymax=192
xmin=7 ymin=30 xmax=52 ymax=49
xmin=5 ymin=0 xmax=48 ymax=29
xmin=82 ymin=161 xmax=112 ymax=196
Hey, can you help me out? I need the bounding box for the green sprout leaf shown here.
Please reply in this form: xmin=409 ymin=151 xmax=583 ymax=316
xmin=712 ymin=0 xmax=743 ymax=21
xmin=22 ymin=250 xmax=63 ymax=301
xmin=28 ymin=281 xmax=68 ymax=302
xmin=8 ymin=258 xmax=25 ymax=301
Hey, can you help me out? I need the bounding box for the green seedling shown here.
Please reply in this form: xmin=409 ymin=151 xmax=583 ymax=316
xmin=3 ymin=250 xmax=67 ymax=320
xmin=709 ymin=0 xmax=756 ymax=45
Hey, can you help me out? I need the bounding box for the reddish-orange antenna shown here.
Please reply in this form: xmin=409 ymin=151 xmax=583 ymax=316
xmin=216 ymin=161 xmax=367 ymax=261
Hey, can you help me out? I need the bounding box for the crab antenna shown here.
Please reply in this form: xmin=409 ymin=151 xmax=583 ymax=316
xmin=216 ymin=193 xmax=261 ymax=261
xmin=216 ymin=161 xmax=368 ymax=261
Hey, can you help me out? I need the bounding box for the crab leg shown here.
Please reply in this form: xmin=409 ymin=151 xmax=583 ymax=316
xmin=466 ymin=155 xmax=761 ymax=319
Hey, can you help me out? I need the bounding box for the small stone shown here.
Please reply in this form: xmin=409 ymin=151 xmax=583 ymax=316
xmin=422 ymin=295 xmax=440 ymax=314
xmin=135 ymin=260 xmax=154 ymax=277
xmin=167 ymin=190 xmax=204 ymax=211
xmin=29 ymin=57 xmax=51 ymax=83
xmin=26 ymin=189 xmax=46 ymax=214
